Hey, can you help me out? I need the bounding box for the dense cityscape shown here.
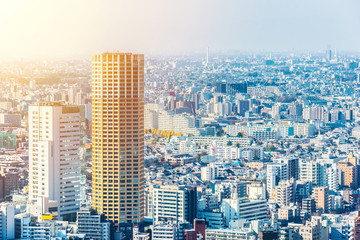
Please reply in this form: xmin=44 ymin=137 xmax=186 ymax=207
xmin=0 ymin=50 xmax=359 ymax=239
xmin=0 ymin=0 xmax=360 ymax=239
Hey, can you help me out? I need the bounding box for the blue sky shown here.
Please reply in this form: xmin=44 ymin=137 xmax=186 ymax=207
xmin=0 ymin=0 xmax=359 ymax=59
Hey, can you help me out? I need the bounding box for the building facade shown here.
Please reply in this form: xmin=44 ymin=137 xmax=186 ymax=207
xmin=28 ymin=103 xmax=81 ymax=221
xmin=91 ymin=53 xmax=145 ymax=226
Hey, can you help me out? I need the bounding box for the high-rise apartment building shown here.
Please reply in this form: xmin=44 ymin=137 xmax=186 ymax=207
xmin=91 ymin=53 xmax=145 ymax=228
xmin=337 ymin=152 xmax=358 ymax=189
xmin=153 ymin=185 xmax=197 ymax=225
xmin=28 ymin=103 xmax=81 ymax=221
xmin=275 ymin=180 xmax=295 ymax=207
xmin=266 ymin=163 xmax=289 ymax=194
xmin=289 ymin=101 xmax=303 ymax=117
xmin=312 ymin=187 xmax=329 ymax=214
xmin=300 ymin=160 xmax=321 ymax=186
xmin=76 ymin=208 xmax=111 ymax=240
xmin=274 ymin=158 xmax=299 ymax=180
xmin=0 ymin=203 xmax=15 ymax=240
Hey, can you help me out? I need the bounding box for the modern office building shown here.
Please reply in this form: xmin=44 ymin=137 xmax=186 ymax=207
xmin=76 ymin=208 xmax=111 ymax=240
xmin=153 ymin=185 xmax=197 ymax=224
xmin=214 ymin=82 xmax=247 ymax=95
xmin=236 ymin=100 xmax=250 ymax=116
xmin=28 ymin=102 xmax=82 ymax=221
xmin=91 ymin=53 xmax=145 ymax=228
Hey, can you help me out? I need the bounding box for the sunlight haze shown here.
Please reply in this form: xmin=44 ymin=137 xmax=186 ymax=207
xmin=0 ymin=0 xmax=359 ymax=59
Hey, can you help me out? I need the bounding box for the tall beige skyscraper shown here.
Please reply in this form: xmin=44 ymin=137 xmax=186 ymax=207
xmin=91 ymin=53 xmax=145 ymax=227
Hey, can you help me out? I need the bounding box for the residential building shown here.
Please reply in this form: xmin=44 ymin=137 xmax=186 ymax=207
xmin=313 ymin=187 xmax=329 ymax=214
xmin=153 ymin=185 xmax=197 ymax=224
xmin=91 ymin=53 xmax=145 ymax=228
xmin=28 ymin=103 xmax=82 ymax=221
xmin=76 ymin=208 xmax=111 ymax=240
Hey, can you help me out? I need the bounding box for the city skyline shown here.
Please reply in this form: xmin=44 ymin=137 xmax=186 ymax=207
xmin=0 ymin=0 xmax=359 ymax=60
xmin=1 ymin=1 xmax=360 ymax=240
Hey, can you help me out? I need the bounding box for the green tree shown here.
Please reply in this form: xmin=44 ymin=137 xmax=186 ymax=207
xmin=216 ymin=129 xmax=224 ymax=137
xmin=265 ymin=144 xmax=276 ymax=151
xmin=237 ymin=131 xmax=244 ymax=137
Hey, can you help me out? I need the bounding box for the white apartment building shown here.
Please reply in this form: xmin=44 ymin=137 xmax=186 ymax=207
xmin=294 ymin=123 xmax=316 ymax=137
xmin=224 ymin=147 xmax=243 ymax=160
xmin=326 ymin=166 xmax=339 ymax=192
xmin=266 ymin=163 xmax=289 ymax=194
xmin=153 ymin=185 xmax=196 ymax=224
xmin=179 ymin=140 xmax=196 ymax=153
xmin=151 ymin=223 xmax=177 ymax=240
xmin=28 ymin=103 xmax=82 ymax=221
xmin=155 ymin=111 xmax=196 ymax=133
xmin=144 ymin=109 xmax=158 ymax=130
xmin=191 ymin=136 xmax=251 ymax=148
xmin=76 ymin=208 xmax=110 ymax=240
xmin=214 ymin=102 xmax=232 ymax=116
xmin=226 ymin=122 xmax=315 ymax=138
xmin=275 ymin=180 xmax=295 ymax=207
xmin=226 ymin=124 xmax=274 ymax=137
xmin=206 ymin=228 xmax=255 ymax=240
xmin=221 ymin=195 xmax=268 ymax=226
xmin=201 ymin=163 xmax=218 ymax=181
xmin=300 ymin=161 xmax=321 ymax=186
xmin=158 ymin=111 xmax=174 ymax=131
xmin=0 ymin=203 xmax=15 ymax=240
xmin=172 ymin=114 xmax=196 ymax=133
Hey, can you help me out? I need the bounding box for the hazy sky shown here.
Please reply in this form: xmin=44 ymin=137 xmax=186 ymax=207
xmin=0 ymin=0 xmax=359 ymax=59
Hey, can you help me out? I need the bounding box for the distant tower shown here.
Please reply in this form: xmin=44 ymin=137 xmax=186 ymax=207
xmin=328 ymin=49 xmax=332 ymax=61
xmin=327 ymin=45 xmax=332 ymax=61
xmin=206 ymin=47 xmax=209 ymax=66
